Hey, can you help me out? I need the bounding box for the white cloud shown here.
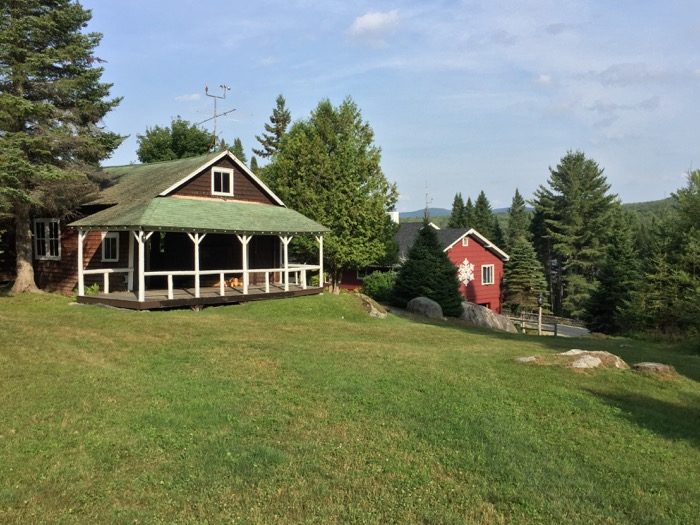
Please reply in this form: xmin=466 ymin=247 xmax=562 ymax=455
xmin=174 ymin=93 xmax=201 ymax=102
xmin=348 ymin=10 xmax=399 ymax=45
xmin=535 ymin=74 xmax=552 ymax=86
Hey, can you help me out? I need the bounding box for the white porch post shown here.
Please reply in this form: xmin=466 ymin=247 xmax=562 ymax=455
xmin=316 ymin=235 xmax=324 ymax=289
xmin=77 ymin=229 xmax=87 ymax=296
xmin=135 ymin=231 xmax=145 ymax=302
xmin=188 ymin=233 xmax=206 ymax=298
xmin=127 ymin=230 xmax=135 ymax=291
xmin=279 ymin=235 xmax=292 ymax=292
xmin=236 ymin=234 xmax=251 ymax=295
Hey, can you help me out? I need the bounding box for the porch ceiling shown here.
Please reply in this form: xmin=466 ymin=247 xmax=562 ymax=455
xmin=69 ymin=197 xmax=329 ymax=235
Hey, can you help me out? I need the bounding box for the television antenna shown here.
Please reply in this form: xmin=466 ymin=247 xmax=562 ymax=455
xmin=197 ymin=84 xmax=236 ymax=147
xmin=424 ymin=182 xmax=433 ymax=221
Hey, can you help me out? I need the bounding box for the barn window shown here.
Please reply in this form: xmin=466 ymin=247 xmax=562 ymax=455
xmin=211 ymin=167 xmax=234 ymax=196
xmin=461 ymin=236 xmax=469 ymax=247
xmin=481 ymin=264 xmax=494 ymax=285
xmin=101 ymin=232 xmax=119 ymax=262
xmin=33 ymin=218 xmax=61 ymax=260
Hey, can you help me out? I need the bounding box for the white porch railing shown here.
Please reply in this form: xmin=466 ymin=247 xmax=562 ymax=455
xmin=82 ymin=267 xmax=131 ymax=294
xmin=142 ymin=264 xmax=321 ymax=300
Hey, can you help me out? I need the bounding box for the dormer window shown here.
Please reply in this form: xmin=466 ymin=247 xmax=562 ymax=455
xmin=211 ymin=167 xmax=234 ymax=196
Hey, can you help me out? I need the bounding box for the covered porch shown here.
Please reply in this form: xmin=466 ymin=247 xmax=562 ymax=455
xmin=69 ymin=197 xmax=329 ymax=310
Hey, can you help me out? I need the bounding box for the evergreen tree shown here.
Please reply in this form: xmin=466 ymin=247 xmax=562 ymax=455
xmin=472 ymin=191 xmax=496 ymax=238
xmin=250 ymin=156 xmax=259 ymax=174
xmin=448 ymin=192 xmax=466 ymax=228
xmin=464 ymin=197 xmax=475 ymax=228
xmin=502 ymin=236 xmax=547 ymax=314
xmin=531 ymin=151 xmax=617 ymax=317
xmin=136 ymin=118 xmax=212 ymax=162
xmin=230 ymin=137 xmax=247 ymax=164
xmin=0 ymin=0 xmax=124 ymax=293
xmin=393 ymin=222 xmax=463 ymax=317
xmin=265 ymin=97 xmax=398 ymax=292
xmin=586 ymin=208 xmax=641 ymax=334
xmin=506 ymin=188 xmax=529 ymax=248
xmin=253 ymin=94 xmax=291 ymax=158
xmin=492 ymin=219 xmax=506 ymax=247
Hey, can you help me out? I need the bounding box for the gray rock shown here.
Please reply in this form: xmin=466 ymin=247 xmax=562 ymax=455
xmin=357 ymin=293 xmax=387 ymax=319
xmin=558 ymin=350 xmax=629 ymax=369
xmin=561 ymin=349 xmax=586 ymax=356
xmin=515 ymin=356 xmax=538 ymax=363
xmin=406 ymin=297 xmax=443 ymax=319
xmin=570 ymin=355 xmax=602 ymax=369
xmin=633 ymin=362 xmax=676 ymax=374
xmin=460 ymin=302 xmax=517 ymax=333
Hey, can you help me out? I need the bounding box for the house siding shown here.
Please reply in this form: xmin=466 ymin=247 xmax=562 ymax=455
xmin=34 ymin=227 xmax=131 ymax=295
xmin=171 ymin=157 xmax=275 ymax=205
xmin=446 ymin=235 xmax=504 ymax=313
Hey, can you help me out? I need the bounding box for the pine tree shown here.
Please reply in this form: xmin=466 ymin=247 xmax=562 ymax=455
xmin=448 ymin=193 xmax=466 ymax=228
xmin=230 ymin=137 xmax=247 ymax=164
xmin=586 ymin=208 xmax=641 ymax=334
xmin=250 ymin=156 xmax=259 ymax=174
xmin=472 ymin=191 xmax=496 ymax=238
xmin=265 ymin=97 xmax=397 ymax=292
xmin=0 ymin=0 xmax=124 ymax=293
xmin=393 ymin=221 xmax=464 ymax=317
xmin=464 ymin=197 xmax=475 ymax=228
xmin=503 ymin=236 xmax=547 ymax=314
xmin=253 ymin=94 xmax=291 ymax=158
xmin=506 ymin=188 xmax=529 ymax=248
xmin=531 ymin=151 xmax=617 ymax=317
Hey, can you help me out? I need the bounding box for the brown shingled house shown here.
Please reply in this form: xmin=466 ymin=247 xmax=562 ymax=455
xmin=29 ymin=150 xmax=328 ymax=309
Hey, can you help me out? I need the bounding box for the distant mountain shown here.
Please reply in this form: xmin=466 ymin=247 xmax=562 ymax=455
xmin=399 ymin=207 xmax=450 ymax=218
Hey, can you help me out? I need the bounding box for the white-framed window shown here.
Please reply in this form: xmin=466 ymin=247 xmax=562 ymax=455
xmin=33 ymin=218 xmax=61 ymax=261
xmin=101 ymin=232 xmax=119 ymax=262
xmin=481 ymin=264 xmax=495 ymax=285
xmin=461 ymin=236 xmax=469 ymax=247
xmin=211 ymin=167 xmax=234 ymax=196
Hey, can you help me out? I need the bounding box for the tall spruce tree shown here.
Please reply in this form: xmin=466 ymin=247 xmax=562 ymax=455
xmin=506 ymin=188 xmax=529 ymax=248
xmin=448 ymin=192 xmax=466 ymax=228
xmin=502 ymin=236 xmax=547 ymax=314
xmin=0 ymin=0 xmax=124 ymax=293
xmin=393 ymin=221 xmax=463 ymax=317
xmin=586 ymin=208 xmax=641 ymax=333
xmin=464 ymin=197 xmax=475 ymax=228
xmin=265 ymin=97 xmax=397 ymax=292
xmin=230 ymin=137 xmax=247 ymax=164
xmin=472 ymin=191 xmax=496 ymax=238
xmin=531 ymin=151 xmax=617 ymax=317
xmin=250 ymin=155 xmax=259 ymax=174
xmin=253 ymin=94 xmax=291 ymax=158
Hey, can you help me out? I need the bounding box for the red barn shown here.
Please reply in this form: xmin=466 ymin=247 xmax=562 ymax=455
xmin=397 ymin=222 xmax=509 ymax=313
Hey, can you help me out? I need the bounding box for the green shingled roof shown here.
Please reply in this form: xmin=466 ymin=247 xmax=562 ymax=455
xmin=70 ymin=197 xmax=328 ymax=234
xmin=92 ymin=151 xmax=223 ymax=206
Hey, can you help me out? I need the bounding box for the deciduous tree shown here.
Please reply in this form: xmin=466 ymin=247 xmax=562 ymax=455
xmin=265 ymin=97 xmax=397 ymax=292
xmin=136 ymin=118 xmax=212 ymax=162
xmin=0 ymin=0 xmax=124 ymax=293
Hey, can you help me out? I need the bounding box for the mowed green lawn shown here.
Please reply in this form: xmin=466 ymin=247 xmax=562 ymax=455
xmin=0 ymin=293 xmax=698 ymax=524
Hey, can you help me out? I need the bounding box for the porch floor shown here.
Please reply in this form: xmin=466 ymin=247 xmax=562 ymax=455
xmin=77 ymin=284 xmax=322 ymax=310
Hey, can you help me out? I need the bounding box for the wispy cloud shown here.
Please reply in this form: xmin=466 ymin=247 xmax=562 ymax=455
xmin=175 ymin=93 xmax=201 ymax=102
xmin=348 ymin=10 xmax=399 ymax=46
xmin=535 ymin=73 xmax=552 ymax=86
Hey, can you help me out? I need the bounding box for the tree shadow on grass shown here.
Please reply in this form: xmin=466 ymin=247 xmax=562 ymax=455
xmin=586 ymin=389 xmax=700 ymax=449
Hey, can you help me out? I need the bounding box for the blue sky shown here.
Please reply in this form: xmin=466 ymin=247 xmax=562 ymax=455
xmin=84 ymin=0 xmax=700 ymax=211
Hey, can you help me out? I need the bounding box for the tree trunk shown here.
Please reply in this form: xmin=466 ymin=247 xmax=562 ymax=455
xmin=10 ymin=203 xmax=40 ymax=294
xmin=331 ymin=268 xmax=341 ymax=295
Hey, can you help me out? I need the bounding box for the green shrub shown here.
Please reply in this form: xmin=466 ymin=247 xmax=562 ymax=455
xmin=361 ymin=271 xmax=396 ymax=303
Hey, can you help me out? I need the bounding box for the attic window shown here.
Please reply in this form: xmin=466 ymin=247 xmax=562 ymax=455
xmin=211 ymin=167 xmax=234 ymax=196
xmin=461 ymin=237 xmax=469 ymax=247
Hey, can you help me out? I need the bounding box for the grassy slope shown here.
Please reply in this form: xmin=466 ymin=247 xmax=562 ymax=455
xmin=0 ymin=294 xmax=698 ymax=524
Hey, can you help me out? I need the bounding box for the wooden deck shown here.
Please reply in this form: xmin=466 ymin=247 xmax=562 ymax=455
xmin=77 ymin=284 xmax=322 ymax=310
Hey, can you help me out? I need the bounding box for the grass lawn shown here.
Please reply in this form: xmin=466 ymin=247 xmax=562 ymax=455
xmin=0 ymin=293 xmax=698 ymax=524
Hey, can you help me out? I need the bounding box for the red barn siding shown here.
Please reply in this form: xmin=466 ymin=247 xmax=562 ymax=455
xmin=171 ymin=157 xmax=275 ymax=205
xmin=445 ymin=235 xmax=504 ymax=313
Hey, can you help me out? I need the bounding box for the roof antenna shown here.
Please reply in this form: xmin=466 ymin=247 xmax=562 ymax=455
xmin=424 ymin=182 xmax=433 ymax=223
xmin=198 ymin=84 xmax=236 ymax=149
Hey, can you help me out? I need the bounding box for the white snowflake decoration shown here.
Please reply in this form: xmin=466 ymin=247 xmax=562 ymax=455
xmin=457 ymin=258 xmax=475 ymax=285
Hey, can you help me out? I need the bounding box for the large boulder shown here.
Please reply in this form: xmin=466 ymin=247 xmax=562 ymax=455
xmin=460 ymin=302 xmax=517 ymax=333
xmin=633 ymin=362 xmax=677 ymax=376
xmin=406 ymin=296 xmax=443 ymax=319
xmin=515 ymin=349 xmax=629 ymax=370
xmin=357 ymin=293 xmax=387 ymax=319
